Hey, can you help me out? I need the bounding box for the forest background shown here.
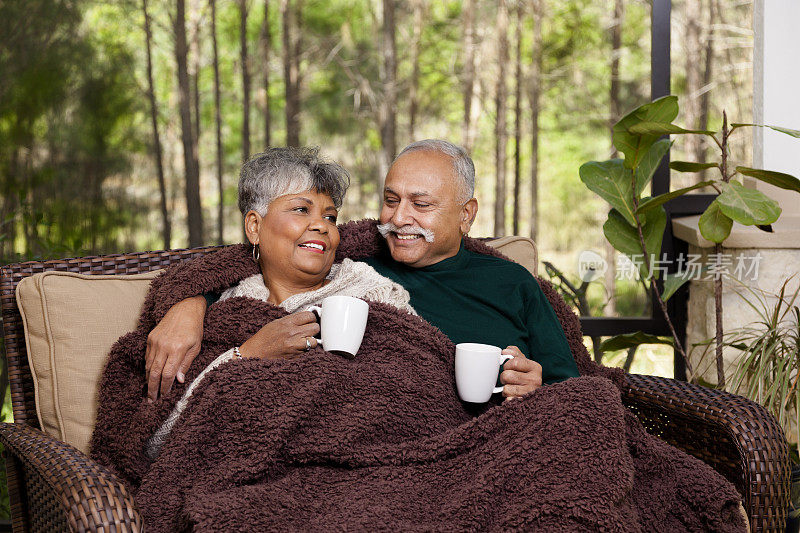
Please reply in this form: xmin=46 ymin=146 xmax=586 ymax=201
xmin=0 ymin=0 xmax=754 ymax=414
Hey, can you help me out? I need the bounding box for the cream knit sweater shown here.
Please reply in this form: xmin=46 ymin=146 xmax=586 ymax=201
xmin=147 ymin=259 xmax=415 ymax=458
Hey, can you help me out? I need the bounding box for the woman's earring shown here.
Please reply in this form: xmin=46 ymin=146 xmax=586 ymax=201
xmin=252 ymin=243 xmax=260 ymax=262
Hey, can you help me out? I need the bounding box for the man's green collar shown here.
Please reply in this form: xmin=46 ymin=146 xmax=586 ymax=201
xmin=419 ymin=240 xmax=469 ymax=272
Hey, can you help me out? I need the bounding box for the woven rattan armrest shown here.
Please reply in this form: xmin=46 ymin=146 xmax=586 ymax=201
xmin=0 ymin=422 xmax=142 ymax=533
xmin=622 ymin=373 xmax=789 ymax=532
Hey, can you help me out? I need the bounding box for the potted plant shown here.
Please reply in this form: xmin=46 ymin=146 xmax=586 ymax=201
xmin=579 ymin=95 xmax=800 ymax=527
xmin=579 ymin=95 xmax=800 ymax=385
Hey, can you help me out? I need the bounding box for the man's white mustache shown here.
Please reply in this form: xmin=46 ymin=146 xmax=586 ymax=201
xmin=377 ymin=222 xmax=435 ymax=243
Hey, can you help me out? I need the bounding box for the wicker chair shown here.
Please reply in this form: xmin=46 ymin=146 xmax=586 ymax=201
xmin=0 ymin=246 xmax=790 ymax=532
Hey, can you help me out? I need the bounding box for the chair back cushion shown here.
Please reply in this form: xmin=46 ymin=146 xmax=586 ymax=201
xmin=15 ymin=270 xmax=161 ymax=454
xmin=486 ymin=236 xmax=538 ymax=276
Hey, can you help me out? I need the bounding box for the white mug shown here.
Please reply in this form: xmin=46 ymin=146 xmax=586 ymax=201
xmin=455 ymin=343 xmax=514 ymax=403
xmin=307 ymin=295 xmax=369 ymax=359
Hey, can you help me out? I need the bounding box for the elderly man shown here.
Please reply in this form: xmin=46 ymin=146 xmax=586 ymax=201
xmin=145 ymin=139 xmax=579 ymax=400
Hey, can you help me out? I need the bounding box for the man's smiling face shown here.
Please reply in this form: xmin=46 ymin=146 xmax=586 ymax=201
xmin=379 ymin=150 xmax=477 ymax=268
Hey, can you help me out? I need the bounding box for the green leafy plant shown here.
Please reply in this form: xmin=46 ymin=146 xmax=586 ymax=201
xmin=580 ymin=95 xmax=800 ymax=383
xmin=696 ymin=278 xmax=800 ymax=441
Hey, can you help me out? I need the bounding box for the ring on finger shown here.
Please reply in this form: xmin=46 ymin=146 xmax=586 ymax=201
xmin=304 ymin=337 xmax=312 ymax=351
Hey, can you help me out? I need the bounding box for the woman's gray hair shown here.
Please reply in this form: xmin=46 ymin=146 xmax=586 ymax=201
xmin=238 ymin=147 xmax=350 ymax=215
xmin=396 ymin=139 xmax=475 ymax=203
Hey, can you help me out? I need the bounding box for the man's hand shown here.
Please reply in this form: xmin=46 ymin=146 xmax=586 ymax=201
xmin=239 ymin=311 xmax=320 ymax=360
xmin=145 ymin=295 xmax=207 ymax=401
xmin=499 ymin=345 xmax=543 ymax=401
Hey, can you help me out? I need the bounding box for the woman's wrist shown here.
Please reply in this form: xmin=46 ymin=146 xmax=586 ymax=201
xmin=240 ymin=330 xmax=276 ymax=359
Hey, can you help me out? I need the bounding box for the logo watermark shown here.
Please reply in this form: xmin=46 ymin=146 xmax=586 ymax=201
xmin=575 ymin=251 xmax=762 ymax=282
xmin=577 ymin=250 xmax=608 ymax=282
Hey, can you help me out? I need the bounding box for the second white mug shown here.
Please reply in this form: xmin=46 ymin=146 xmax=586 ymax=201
xmin=307 ymin=295 xmax=369 ymax=359
xmin=455 ymin=343 xmax=513 ymax=403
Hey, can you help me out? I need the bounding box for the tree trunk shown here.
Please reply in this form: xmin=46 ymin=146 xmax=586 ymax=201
xmin=294 ymin=0 xmax=303 ymax=122
xmin=609 ymin=0 xmax=623 ymax=139
xmin=210 ymin=0 xmax=224 ymax=244
xmin=1 ymin=147 xmax=21 ymax=260
xmin=262 ymin=0 xmax=272 ymax=148
xmin=697 ymin=0 xmax=715 ymax=180
xmin=175 ymin=0 xmax=204 ymax=247
xmin=529 ymin=0 xmax=542 ymax=243
xmin=512 ymin=2 xmax=523 ymax=235
xmin=461 ymin=0 xmax=476 ymax=151
xmin=378 ymin=0 xmax=397 ymax=193
xmin=493 ymin=0 xmax=509 ymax=237
xmin=683 ymin=0 xmax=703 ymax=184
xmin=408 ymin=0 xmax=423 ymax=139
xmin=191 ymin=0 xmax=201 ymax=150
xmin=143 ymin=0 xmax=171 ymax=249
xmin=0 ymin=190 xmax=16 ymax=260
xmin=240 ymin=0 xmax=251 ymax=161
xmin=282 ymin=0 xmax=300 ymax=146
xmin=605 ymin=0 xmax=623 ymax=316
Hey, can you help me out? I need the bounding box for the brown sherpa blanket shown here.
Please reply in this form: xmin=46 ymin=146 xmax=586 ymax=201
xmin=91 ymin=219 xmax=745 ymax=532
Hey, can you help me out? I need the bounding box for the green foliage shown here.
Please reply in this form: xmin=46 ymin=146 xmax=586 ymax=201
xmin=586 ymin=95 xmax=799 ymax=271
xmin=635 ymin=180 xmax=715 ymax=215
xmin=696 ymin=278 xmax=800 ymax=451
xmin=627 ymin=122 xmax=714 ymax=136
xmin=1 ymin=0 xmax=146 ymax=261
xmin=698 ymin=199 xmax=733 ymax=243
xmin=612 ymin=95 xmax=678 ymax=170
xmin=634 ymin=139 xmax=672 ymax=197
xmin=579 ymin=159 xmax=638 ymax=226
xmin=600 ymin=332 xmax=672 ymax=352
xmin=581 ymin=94 xmax=800 ymax=360
xmin=716 ymin=180 xmax=782 ymax=226
xmin=660 ymin=270 xmax=694 ymax=302
xmin=731 ymin=123 xmax=800 ymax=138
xmin=670 ymin=161 xmax=718 ymax=173
xmin=602 ymin=205 xmax=666 ymax=280
xmin=736 ymin=167 xmax=800 ymax=194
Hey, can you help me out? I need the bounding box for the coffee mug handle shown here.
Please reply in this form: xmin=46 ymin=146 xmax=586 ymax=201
xmin=307 ymin=305 xmax=324 ymax=346
xmin=492 ymin=353 xmax=515 ymax=394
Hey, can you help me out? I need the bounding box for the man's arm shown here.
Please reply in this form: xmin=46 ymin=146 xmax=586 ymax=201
xmin=145 ymin=295 xmax=207 ymax=401
xmin=524 ymin=279 xmax=580 ymax=384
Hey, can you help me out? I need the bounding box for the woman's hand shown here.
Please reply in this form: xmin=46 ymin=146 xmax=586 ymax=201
xmin=239 ymin=311 xmax=321 ymax=359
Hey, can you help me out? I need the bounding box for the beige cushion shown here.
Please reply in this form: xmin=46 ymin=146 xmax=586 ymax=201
xmin=487 ymin=236 xmax=538 ymax=277
xmin=16 ymin=270 xmax=161 ymax=454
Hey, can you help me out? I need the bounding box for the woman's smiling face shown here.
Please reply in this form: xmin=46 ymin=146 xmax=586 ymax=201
xmin=246 ymin=189 xmax=340 ymax=286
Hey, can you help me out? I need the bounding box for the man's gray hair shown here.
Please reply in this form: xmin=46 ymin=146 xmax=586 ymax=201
xmin=238 ymin=147 xmax=350 ymax=215
xmin=396 ymin=139 xmax=475 ymax=203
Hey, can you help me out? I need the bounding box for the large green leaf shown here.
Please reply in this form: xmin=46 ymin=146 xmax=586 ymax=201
xmin=731 ymin=123 xmax=800 ymax=138
xmin=736 ymin=167 xmax=800 ymax=194
xmin=635 ymin=180 xmax=716 ymax=215
xmin=670 ymin=161 xmax=718 ymax=173
xmin=661 ymin=270 xmax=693 ymax=302
xmin=628 ymin=122 xmax=715 ymax=136
xmin=698 ymin=199 xmax=733 ymax=243
xmin=603 ymin=205 xmax=667 ymax=279
xmin=613 ymin=96 xmax=679 ymax=170
xmin=599 ymin=332 xmax=673 ymax=352
xmin=717 ymin=181 xmax=782 ymax=226
xmin=579 ymin=159 xmax=638 ymax=226
xmin=634 ymin=139 xmax=671 ymax=196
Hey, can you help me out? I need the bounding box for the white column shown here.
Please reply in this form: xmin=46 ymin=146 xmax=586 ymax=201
xmin=752 ymin=0 xmax=800 ymax=217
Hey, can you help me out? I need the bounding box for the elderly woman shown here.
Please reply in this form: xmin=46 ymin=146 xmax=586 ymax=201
xmin=140 ymin=147 xmax=414 ymax=458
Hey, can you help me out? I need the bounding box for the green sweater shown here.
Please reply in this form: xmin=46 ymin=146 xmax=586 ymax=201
xmin=363 ymin=244 xmax=579 ymax=385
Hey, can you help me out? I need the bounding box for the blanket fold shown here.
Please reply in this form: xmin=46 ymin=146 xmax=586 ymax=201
xmin=91 ymin=219 xmax=745 ymax=532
